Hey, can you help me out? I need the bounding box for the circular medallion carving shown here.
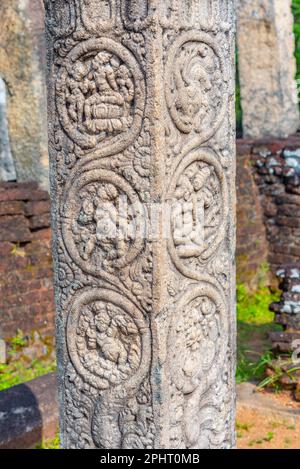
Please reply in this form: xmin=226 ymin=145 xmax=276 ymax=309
xmin=67 ymin=289 xmax=150 ymax=390
xmin=167 ymin=147 xmax=228 ymax=277
xmin=61 ymin=167 xmax=146 ymax=277
xmin=168 ymin=282 xmax=227 ymax=395
xmin=165 ymin=31 xmax=227 ymax=141
xmin=56 ymin=38 xmax=145 ymax=155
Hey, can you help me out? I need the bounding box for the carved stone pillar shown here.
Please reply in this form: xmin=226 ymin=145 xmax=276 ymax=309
xmin=44 ymin=0 xmax=236 ymax=449
xmin=237 ymin=0 xmax=299 ymax=139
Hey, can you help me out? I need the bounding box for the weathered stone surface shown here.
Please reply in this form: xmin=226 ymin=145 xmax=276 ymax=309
xmin=45 ymin=1 xmax=236 ymax=449
xmin=0 ymin=339 xmax=6 ymax=364
xmin=237 ymin=0 xmax=299 ymax=139
xmin=0 ymin=78 xmax=16 ymax=182
xmin=0 ymin=373 xmax=58 ymax=449
xmin=0 ymin=0 xmax=48 ymax=189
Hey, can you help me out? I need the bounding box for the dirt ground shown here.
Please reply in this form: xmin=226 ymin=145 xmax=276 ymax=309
xmin=237 ymin=389 xmax=300 ymax=449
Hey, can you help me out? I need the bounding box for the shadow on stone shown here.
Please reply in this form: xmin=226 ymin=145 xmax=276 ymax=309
xmin=0 ymin=373 xmax=58 ymax=449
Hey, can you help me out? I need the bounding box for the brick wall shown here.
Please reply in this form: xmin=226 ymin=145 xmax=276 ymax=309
xmin=236 ymin=141 xmax=269 ymax=288
xmin=0 ymin=182 xmax=54 ymax=339
xmin=237 ymin=134 xmax=300 ymax=287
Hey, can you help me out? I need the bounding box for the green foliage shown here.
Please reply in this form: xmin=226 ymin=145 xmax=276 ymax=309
xmin=237 ymin=282 xmax=278 ymax=325
xmin=35 ymin=432 xmax=60 ymax=450
xmin=0 ymin=360 xmax=56 ymax=391
xmin=9 ymin=329 xmax=27 ymax=353
xmin=257 ymin=361 xmax=300 ymax=390
xmin=0 ymin=330 xmax=56 ymax=392
xmin=293 ymin=0 xmax=300 ymax=92
xmin=236 ymin=278 xmax=281 ymax=384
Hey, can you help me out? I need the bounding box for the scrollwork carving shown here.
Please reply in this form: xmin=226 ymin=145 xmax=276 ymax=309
xmin=165 ymin=31 xmax=227 ymax=143
xmin=121 ymin=0 xmax=152 ymax=31
xmin=80 ymin=0 xmax=117 ymax=33
xmin=168 ymin=281 xmax=228 ymax=448
xmin=44 ymin=0 xmax=76 ymax=37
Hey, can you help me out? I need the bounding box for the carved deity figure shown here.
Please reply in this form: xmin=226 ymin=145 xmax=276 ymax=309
xmin=76 ymin=301 xmax=141 ymax=384
xmin=172 ymin=163 xmax=218 ymax=258
xmin=72 ymin=182 xmax=133 ymax=265
xmin=64 ymin=51 xmax=135 ymax=137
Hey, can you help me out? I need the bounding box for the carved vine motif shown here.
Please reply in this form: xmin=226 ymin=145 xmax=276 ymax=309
xmin=168 ymin=282 xmax=228 ymax=448
xmin=79 ymin=0 xmax=117 ymax=33
xmin=67 ymin=288 xmax=150 ymax=390
xmin=167 ymin=147 xmax=228 ymax=278
xmin=91 ymin=378 xmax=155 ymax=448
xmin=165 ymin=31 xmax=227 ymax=142
xmin=44 ymin=0 xmax=76 ymax=37
xmin=56 ymin=38 xmax=145 ymax=154
xmin=160 ymin=1 xmax=232 ymax=32
xmin=121 ymin=0 xmax=152 ymax=31
xmin=61 ymin=165 xmax=146 ymax=278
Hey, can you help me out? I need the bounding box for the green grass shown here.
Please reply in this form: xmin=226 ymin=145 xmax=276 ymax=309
xmin=236 ymin=282 xmax=281 ymax=384
xmin=35 ymin=432 xmax=60 ymax=450
xmin=0 ymin=330 xmax=56 ymax=392
xmin=0 ymin=360 xmax=56 ymax=391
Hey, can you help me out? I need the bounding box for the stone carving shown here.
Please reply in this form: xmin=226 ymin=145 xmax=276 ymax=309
xmin=62 ymin=165 xmax=146 ymax=277
xmin=168 ymin=282 xmax=228 ymax=448
xmin=165 ymin=31 xmax=227 ymax=140
xmin=80 ymin=0 xmax=116 ymax=33
xmin=160 ymin=1 xmax=232 ymax=31
xmin=56 ymin=38 xmax=145 ymax=153
xmin=91 ymin=378 xmax=155 ymax=448
xmin=168 ymin=147 xmax=228 ymax=278
xmin=121 ymin=0 xmax=151 ymax=30
xmin=45 ymin=0 xmax=235 ymax=450
xmin=67 ymin=288 xmax=150 ymax=390
xmin=0 ymin=77 xmax=16 ymax=182
xmin=44 ymin=0 xmax=76 ymax=37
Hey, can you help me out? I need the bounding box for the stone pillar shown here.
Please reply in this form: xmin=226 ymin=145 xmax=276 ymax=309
xmin=237 ymin=0 xmax=300 ymax=139
xmin=44 ymin=1 xmax=236 ymax=449
xmin=0 ymin=77 xmax=16 ymax=182
xmin=0 ymin=0 xmax=49 ymax=189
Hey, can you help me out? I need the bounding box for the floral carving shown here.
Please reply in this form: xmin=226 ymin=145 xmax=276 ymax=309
xmin=56 ymin=38 xmax=145 ymax=154
xmin=165 ymin=31 xmax=227 ymax=142
xmin=168 ymin=282 xmax=228 ymax=448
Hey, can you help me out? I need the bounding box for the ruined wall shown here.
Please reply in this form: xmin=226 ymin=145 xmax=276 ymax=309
xmin=236 ymin=141 xmax=269 ymax=288
xmin=0 ymin=182 xmax=54 ymax=339
xmin=237 ymin=135 xmax=300 ymax=287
